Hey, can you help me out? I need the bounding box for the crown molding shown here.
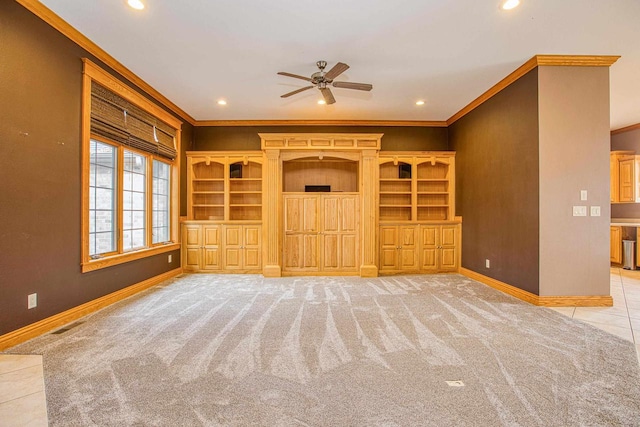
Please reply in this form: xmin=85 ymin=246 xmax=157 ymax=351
xmin=447 ymin=54 xmax=621 ymax=126
xmin=194 ymin=120 xmax=448 ymax=127
xmin=611 ymin=122 xmax=640 ymax=136
xmin=15 ymin=0 xmax=196 ymax=126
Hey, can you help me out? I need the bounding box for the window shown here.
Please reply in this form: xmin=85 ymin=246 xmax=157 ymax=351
xmin=152 ymin=160 xmax=170 ymax=244
xmin=82 ymin=59 xmax=181 ymax=272
xmin=89 ymin=140 xmax=117 ymax=256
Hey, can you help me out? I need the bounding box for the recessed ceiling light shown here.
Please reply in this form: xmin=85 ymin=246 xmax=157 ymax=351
xmin=127 ymin=0 xmax=145 ymax=10
xmin=317 ymin=100 xmax=326 ymax=105
xmin=416 ymin=100 xmax=425 ymax=106
xmin=501 ymin=0 xmax=520 ymax=10
xmin=217 ymin=100 xmax=227 ymax=106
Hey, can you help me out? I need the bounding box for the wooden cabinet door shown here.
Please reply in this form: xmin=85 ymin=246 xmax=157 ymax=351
xmin=321 ymin=195 xmax=359 ymax=271
xmin=379 ymin=226 xmax=399 ymax=271
xmin=223 ymin=225 xmax=243 ymax=270
xmin=243 ymin=225 xmax=262 ymax=270
xmin=439 ymin=225 xmax=458 ymax=271
xmin=283 ymin=195 xmax=319 ymax=271
xmin=619 ymin=159 xmax=634 ymax=202
xmin=398 ymin=226 xmax=418 ymax=270
xmin=420 ymin=226 xmax=438 ymax=271
xmin=202 ymin=225 xmax=221 ymax=270
xmin=611 ymin=226 xmax=622 ymax=264
xmin=182 ymin=224 xmax=202 ymax=271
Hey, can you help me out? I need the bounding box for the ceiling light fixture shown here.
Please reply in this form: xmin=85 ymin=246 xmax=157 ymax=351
xmin=317 ymin=100 xmax=326 ymax=105
xmin=501 ymin=0 xmax=520 ymax=10
xmin=217 ymin=100 xmax=227 ymax=106
xmin=127 ymin=0 xmax=145 ymax=10
xmin=416 ymin=100 xmax=425 ymax=106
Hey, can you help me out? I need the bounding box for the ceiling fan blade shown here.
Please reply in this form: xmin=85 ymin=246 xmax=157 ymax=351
xmin=320 ymin=87 xmax=336 ymax=105
xmin=277 ymin=71 xmax=313 ymax=82
xmin=324 ymin=62 xmax=349 ymax=80
xmin=280 ymin=86 xmax=314 ymax=98
xmin=332 ymin=81 xmax=373 ymax=91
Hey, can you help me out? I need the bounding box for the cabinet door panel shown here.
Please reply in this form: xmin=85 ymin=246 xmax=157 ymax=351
xmin=440 ymin=226 xmax=457 ymax=247
xmin=440 ymin=248 xmax=457 ymax=270
xmin=422 ymin=226 xmax=437 ymax=246
xmin=380 ymin=248 xmax=397 ymax=270
xmin=304 ymin=235 xmax=318 ymax=268
xmin=322 ymin=234 xmax=339 ymax=269
xmin=284 ymin=235 xmax=303 ymax=268
xmin=340 ymin=197 xmax=359 ymax=232
xmin=225 ymin=226 xmax=242 ymax=246
xmin=244 ymin=226 xmax=261 ymax=246
xmin=284 ymin=197 xmax=302 ymax=232
xmin=303 ymin=197 xmax=319 ymax=231
xmin=203 ymin=248 xmax=221 ymax=270
xmin=204 ymin=226 xmax=219 ymax=246
xmin=421 ymin=248 xmax=438 ymax=270
xmin=380 ymin=227 xmax=397 ymax=246
xmin=184 ymin=247 xmax=201 ymax=270
xmin=184 ymin=226 xmax=201 ymax=246
xmin=244 ymin=248 xmax=261 ymax=269
xmin=225 ymin=248 xmax=242 ymax=269
xmin=400 ymin=227 xmax=416 ymax=246
xmin=323 ymin=197 xmax=340 ymax=232
xmin=399 ymin=247 xmax=417 ymax=269
xmin=341 ymin=234 xmax=358 ymax=269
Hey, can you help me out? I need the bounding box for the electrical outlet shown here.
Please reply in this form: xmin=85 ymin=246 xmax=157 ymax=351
xmin=28 ymin=293 xmax=37 ymax=309
xmin=168 ymin=254 xmax=172 ymax=263
xmin=590 ymin=206 xmax=601 ymax=217
xmin=486 ymin=259 xmax=490 ymax=269
xmin=572 ymin=206 xmax=587 ymax=217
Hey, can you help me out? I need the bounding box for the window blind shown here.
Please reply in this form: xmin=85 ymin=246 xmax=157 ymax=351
xmin=90 ymin=82 xmax=177 ymax=160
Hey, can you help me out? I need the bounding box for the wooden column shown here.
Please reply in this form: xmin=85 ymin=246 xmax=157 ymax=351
xmin=360 ymin=149 xmax=379 ymax=277
xmin=262 ymin=149 xmax=282 ymax=277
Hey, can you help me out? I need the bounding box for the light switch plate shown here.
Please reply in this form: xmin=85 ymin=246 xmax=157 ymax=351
xmin=573 ymin=206 xmax=587 ymax=217
xmin=590 ymin=206 xmax=601 ymax=217
xmin=580 ymin=190 xmax=588 ymax=201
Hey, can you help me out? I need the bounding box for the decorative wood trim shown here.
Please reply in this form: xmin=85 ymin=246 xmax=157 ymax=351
xmin=196 ymin=120 xmax=448 ymax=127
xmin=460 ymin=268 xmax=613 ymax=307
xmin=259 ymin=133 xmax=383 ymax=150
xmin=537 ymin=295 xmax=613 ymax=307
xmin=535 ymin=55 xmax=620 ymax=67
xmin=460 ymin=267 xmax=542 ymax=305
xmin=612 ymin=123 xmax=640 ymax=135
xmin=14 ymin=0 xmax=195 ymax=126
xmin=0 ymin=268 xmax=182 ymax=351
xmin=82 ymin=243 xmax=180 ymax=273
xmin=447 ymin=55 xmax=621 ymax=126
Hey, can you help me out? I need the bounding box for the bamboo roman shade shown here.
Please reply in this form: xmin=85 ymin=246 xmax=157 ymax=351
xmin=90 ymin=82 xmax=177 ymax=160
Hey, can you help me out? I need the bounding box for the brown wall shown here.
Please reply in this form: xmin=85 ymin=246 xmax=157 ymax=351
xmin=449 ymin=69 xmax=540 ymax=294
xmin=0 ymin=2 xmax=181 ymax=336
xmin=195 ymin=125 xmax=448 ymax=151
xmin=611 ymin=128 xmax=640 ymax=218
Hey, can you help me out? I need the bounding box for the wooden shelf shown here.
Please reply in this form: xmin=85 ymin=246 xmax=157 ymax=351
xmin=187 ymin=153 xmax=263 ymax=221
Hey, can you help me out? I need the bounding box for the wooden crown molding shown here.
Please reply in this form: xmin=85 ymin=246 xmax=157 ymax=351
xmin=194 ymin=120 xmax=448 ymax=127
xmin=15 ymin=0 xmax=196 ymax=126
xmin=447 ymin=54 xmax=621 ymax=126
xmin=611 ymin=122 xmax=640 ymax=136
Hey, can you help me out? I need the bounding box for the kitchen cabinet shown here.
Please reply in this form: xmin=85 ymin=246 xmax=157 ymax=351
xmin=611 ymin=151 xmax=635 ymax=203
xmin=610 ymin=226 xmax=622 ymax=264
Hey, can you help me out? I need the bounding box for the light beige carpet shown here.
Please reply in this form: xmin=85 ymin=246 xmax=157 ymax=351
xmin=8 ymin=274 xmax=640 ymax=426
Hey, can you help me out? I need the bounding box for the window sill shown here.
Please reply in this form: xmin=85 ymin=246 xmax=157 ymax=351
xmin=82 ymin=243 xmax=180 ymax=273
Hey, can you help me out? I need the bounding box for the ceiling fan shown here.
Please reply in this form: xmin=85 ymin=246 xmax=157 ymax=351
xmin=278 ymin=60 xmax=373 ymax=105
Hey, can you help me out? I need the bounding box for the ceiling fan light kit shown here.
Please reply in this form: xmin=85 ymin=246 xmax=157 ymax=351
xmin=278 ymin=60 xmax=373 ymax=105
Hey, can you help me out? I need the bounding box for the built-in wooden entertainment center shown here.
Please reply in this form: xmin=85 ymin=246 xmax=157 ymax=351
xmin=181 ymin=133 xmax=461 ymax=277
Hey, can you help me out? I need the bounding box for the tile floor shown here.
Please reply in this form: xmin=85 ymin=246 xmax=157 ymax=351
xmin=0 ymin=355 xmax=47 ymax=427
xmin=549 ymin=267 xmax=640 ymax=365
xmin=1 ymin=268 xmax=639 ymax=426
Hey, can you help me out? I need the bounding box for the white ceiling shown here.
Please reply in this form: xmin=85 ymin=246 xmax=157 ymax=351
xmin=40 ymin=0 xmax=640 ymax=129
